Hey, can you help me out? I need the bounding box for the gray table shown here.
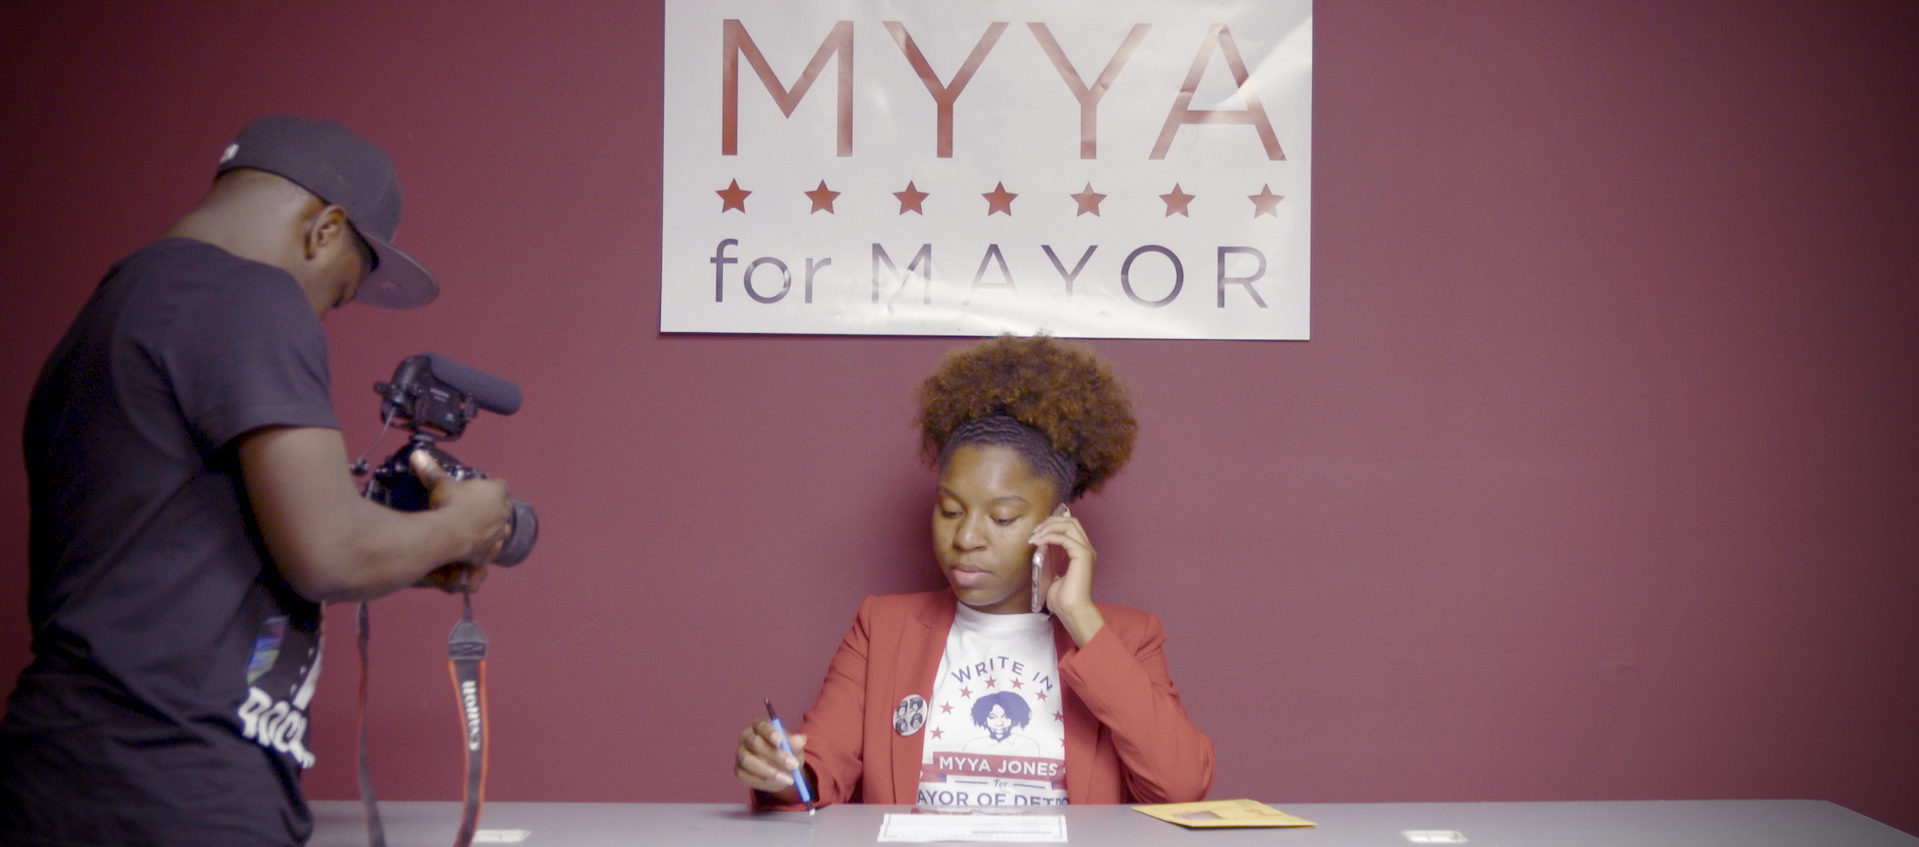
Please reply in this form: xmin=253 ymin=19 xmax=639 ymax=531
xmin=308 ymin=799 xmax=1916 ymax=847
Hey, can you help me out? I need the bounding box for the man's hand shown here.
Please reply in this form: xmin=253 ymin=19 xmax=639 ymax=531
xmin=237 ymin=426 xmax=514 ymax=602
xmin=418 ymin=562 xmax=486 ymax=593
xmin=408 ymin=449 xmax=510 ymax=590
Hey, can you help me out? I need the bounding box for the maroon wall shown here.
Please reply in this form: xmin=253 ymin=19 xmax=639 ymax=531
xmin=3 ymin=0 xmax=1916 ymax=833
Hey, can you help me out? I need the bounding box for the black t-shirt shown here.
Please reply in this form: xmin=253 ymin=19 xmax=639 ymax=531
xmin=0 ymin=239 xmax=339 ymax=846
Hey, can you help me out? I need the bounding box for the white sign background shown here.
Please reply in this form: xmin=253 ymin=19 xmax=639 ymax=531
xmin=662 ymin=0 xmax=1312 ymax=339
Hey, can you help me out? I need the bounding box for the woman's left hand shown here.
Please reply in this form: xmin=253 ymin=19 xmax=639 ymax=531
xmin=1030 ymin=507 xmax=1105 ymax=645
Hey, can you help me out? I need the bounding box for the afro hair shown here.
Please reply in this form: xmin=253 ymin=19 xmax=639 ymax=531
xmin=917 ymin=335 xmax=1136 ymax=499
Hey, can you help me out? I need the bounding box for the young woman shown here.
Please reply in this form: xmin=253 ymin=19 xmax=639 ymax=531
xmin=733 ymin=335 xmax=1213 ymax=808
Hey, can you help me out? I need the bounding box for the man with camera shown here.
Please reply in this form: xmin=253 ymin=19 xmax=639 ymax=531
xmin=0 ymin=115 xmax=514 ymax=846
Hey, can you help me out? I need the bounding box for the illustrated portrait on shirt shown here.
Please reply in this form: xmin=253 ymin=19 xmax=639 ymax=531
xmin=962 ymin=691 xmax=1040 ymax=756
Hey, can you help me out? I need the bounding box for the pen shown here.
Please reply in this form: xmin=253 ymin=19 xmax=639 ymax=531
xmin=764 ymin=699 xmax=814 ymax=814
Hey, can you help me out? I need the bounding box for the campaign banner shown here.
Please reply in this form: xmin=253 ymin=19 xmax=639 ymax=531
xmin=661 ymin=0 xmax=1312 ymax=339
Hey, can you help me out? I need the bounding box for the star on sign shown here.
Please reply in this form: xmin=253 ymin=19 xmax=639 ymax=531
xmin=1159 ymin=184 xmax=1194 ymax=217
xmin=894 ymin=181 xmax=929 ymax=215
xmin=717 ymin=179 xmax=750 ymax=213
xmin=805 ymin=181 xmax=841 ymax=214
xmin=940 ymin=702 xmax=954 ymax=714
xmin=1070 ymin=183 xmax=1106 ymax=217
xmin=959 ymin=687 xmax=973 ymax=699
xmin=982 ymin=182 xmax=1018 ymax=216
xmin=929 ymin=728 xmax=944 ymax=740
xmin=1249 ymin=184 xmax=1283 ymax=217
xmin=1053 ymin=711 xmax=1064 ymax=723
xmin=984 ymin=677 xmax=998 ymax=689
xmin=1010 ymin=679 xmax=1024 ymax=689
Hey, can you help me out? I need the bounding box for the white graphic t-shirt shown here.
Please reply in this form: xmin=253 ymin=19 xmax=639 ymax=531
xmin=916 ymin=604 xmax=1068 ymax=806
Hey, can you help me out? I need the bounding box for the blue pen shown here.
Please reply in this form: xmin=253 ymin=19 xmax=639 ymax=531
xmin=765 ymin=699 xmax=815 ymax=814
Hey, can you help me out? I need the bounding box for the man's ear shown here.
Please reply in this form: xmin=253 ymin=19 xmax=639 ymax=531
xmin=301 ymin=204 xmax=353 ymax=260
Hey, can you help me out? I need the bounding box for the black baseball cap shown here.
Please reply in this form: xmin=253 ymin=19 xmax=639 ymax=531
xmin=217 ymin=115 xmax=439 ymax=308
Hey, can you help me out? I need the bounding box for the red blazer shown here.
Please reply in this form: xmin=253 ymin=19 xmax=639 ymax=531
xmin=758 ymin=590 xmax=1214 ymax=808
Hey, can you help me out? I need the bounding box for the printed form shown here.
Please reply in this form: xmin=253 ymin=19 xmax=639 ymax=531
xmin=877 ymin=812 xmax=1067 ymax=843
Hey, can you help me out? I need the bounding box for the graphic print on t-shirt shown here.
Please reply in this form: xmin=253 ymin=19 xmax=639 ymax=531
xmin=236 ymin=610 xmax=322 ymax=768
xmin=917 ymin=607 xmax=1067 ymax=806
xmin=963 ymin=690 xmax=1043 ymax=755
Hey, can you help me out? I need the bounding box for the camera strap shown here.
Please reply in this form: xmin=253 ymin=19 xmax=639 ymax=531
xmin=355 ymin=595 xmax=491 ymax=847
xmin=355 ymin=602 xmax=386 ymax=847
xmin=447 ymin=594 xmax=490 ymax=846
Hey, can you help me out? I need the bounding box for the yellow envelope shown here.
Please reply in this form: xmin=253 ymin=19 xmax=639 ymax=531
xmin=1132 ymin=799 xmax=1316 ymax=828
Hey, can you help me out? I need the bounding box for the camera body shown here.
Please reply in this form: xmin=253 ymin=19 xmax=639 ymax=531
xmin=360 ymin=353 xmax=537 ymax=566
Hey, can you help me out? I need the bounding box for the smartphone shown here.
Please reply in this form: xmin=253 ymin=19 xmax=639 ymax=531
xmin=1030 ymin=505 xmax=1069 ymax=613
xmin=1031 ymin=547 xmax=1047 ymax=613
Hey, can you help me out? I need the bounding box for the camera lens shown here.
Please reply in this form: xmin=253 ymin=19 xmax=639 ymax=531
xmin=493 ymin=499 xmax=538 ymax=566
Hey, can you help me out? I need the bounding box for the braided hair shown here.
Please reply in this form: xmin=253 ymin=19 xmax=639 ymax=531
xmin=917 ymin=335 xmax=1136 ymax=501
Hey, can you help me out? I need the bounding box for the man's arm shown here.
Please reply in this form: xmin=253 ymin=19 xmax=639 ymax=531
xmin=237 ymin=425 xmax=512 ymax=602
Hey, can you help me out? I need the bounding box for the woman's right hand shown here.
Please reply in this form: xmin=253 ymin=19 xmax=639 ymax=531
xmin=734 ymin=718 xmax=808 ymax=798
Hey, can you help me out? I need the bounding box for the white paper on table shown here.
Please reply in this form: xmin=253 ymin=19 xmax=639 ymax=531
xmin=877 ymin=812 xmax=1068 ymax=842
